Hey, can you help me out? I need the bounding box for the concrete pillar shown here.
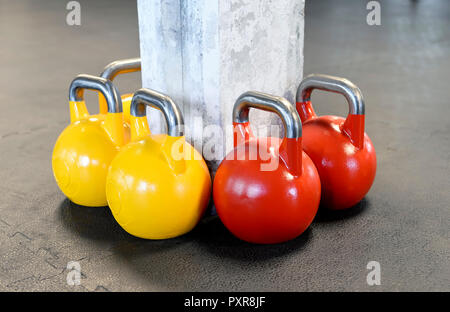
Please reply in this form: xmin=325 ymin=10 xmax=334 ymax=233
xmin=137 ymin=0 xmax=305 ymax=173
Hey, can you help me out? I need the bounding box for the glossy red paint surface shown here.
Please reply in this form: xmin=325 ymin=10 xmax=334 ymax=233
xmin=297 ymin=101 xmax=377 ymax=210
xmin=213 ymin=122 xmax=321 ymax=244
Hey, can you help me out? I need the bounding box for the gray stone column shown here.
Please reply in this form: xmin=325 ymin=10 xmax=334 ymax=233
xmin=137 ymin=0 xmax=305 ymax=173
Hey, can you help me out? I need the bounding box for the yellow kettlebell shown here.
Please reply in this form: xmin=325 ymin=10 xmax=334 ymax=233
xmin=52 ymin=74 xmax=130 ymax=207
xmin=106 ymin=88 xmax=211 ymax=239
xmin=98 ymin=58 xmax=141 ymax=124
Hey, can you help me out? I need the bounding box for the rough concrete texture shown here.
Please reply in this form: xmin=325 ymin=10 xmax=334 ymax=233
xmin=137 ymin=0 xmax=305 ymax=173
xmin=0 ymin=0 xmax=449 ymax=291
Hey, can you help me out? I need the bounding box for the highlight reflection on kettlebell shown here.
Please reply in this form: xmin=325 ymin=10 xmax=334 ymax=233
xmin=52 ymin=74 xmax=130 ymax=207
xmin=106 ymin=88 xmax=211 ymax=240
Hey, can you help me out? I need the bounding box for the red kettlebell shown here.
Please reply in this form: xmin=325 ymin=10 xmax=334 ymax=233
xmin=296 ymin=74 xmax=376 ymax=210
xmin=213 ymin=92 xmax=321 ymax=244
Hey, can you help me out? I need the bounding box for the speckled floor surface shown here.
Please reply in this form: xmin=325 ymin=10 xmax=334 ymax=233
xmin=0 ymin=0 xmax=448 ymax=291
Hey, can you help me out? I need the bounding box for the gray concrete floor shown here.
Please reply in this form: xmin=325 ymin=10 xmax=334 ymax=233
xmin=0 ymin=0 xmax=448 ymax=291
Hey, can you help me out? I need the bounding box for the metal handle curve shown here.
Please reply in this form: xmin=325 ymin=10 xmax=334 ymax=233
xmin=100 ymin=58 xmax=141 ymax=81
xmin=69 ymin=74 xmax=122 ymax=113
xmin=130 ymin=88 xmax=184 ymax=137
xmin=233 ymin=91 xmax=302 ymax=139
xmin=296 ymin=74 xmax=365 ymax=115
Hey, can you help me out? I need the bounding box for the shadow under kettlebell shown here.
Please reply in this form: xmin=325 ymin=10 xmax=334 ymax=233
xmin=313 ymin=197 xmax=370 ymax=223
xmin=58 ymin=198 xmax=135 ymax=242
xmin=188 ymin=216 xmax=313 ymax=262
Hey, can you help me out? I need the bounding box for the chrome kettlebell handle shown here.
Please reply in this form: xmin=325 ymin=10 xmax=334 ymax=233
xmin=100 ymin=58 xmax=141 ymax=81
xmin=296 ymin=74 xmax=365 ymax=115
xmin=69 ymin=74 xmax=123 ymax=113
xmin=130 ymin=88 xmax=184 ymax=137
xmin=233 ymin=91 xmax=302 ymax=139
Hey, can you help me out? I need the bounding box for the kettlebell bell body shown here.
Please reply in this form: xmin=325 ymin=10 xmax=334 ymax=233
xmin=106 ymin=89 xmax=211 ymax=239
xmin=214 ymin=92 xmax=321 ymax=244
xmin=98 ymin=57 xmax=141 ymax=124
xmin=52 ymin=75 xmax=129 ymax=207
xmin=296 ymin=74 xmax=376 ymax=210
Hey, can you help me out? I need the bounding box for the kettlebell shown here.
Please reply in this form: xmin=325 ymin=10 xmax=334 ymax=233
xmin=52 ymin=74 xmax=130 ymax=207
xmin=98 ymin=57 xmax=141 ymax=124
xmin=296 ymin=74 xmax=376 ymax=210
xmin=213 ymin=92 xmax=321 ymax=244
xmin=106 ymin=88 xmax=211 ymax=239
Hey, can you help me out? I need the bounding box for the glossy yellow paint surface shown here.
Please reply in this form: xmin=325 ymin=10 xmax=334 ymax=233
xmin=106 ymin=116 xmax=211 ymax=239
xmin=121 ymin=93 xmax=133 ymax=124
xmin=52 ymin=100 xmax=130 ymax=207
xmin=99 ymin=92 xmax=133 ymax=124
